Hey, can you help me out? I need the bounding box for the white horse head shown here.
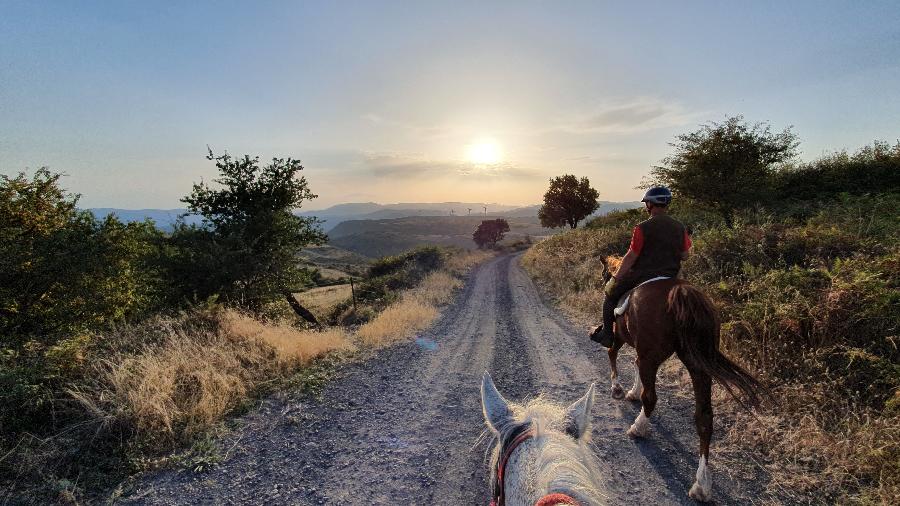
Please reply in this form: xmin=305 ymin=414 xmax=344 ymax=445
xmin=481 ymin=372 xmax=605 ymax=506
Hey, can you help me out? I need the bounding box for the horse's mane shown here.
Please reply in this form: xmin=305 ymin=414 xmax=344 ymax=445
xmin=484 ymin=396 xmax=607 ymax=506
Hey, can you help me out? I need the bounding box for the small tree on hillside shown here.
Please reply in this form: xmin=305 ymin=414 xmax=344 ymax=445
xmin=473 ymin=219 xmax=510 ymax=248
xmin=648 ymin=116 xmax=798 ymax=227
xmin=180 ymin=149 xmax=327 ymax=311
xmin=538 ymin=174 xmax=599 ymax=229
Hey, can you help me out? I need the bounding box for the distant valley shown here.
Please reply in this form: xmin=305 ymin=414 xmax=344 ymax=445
xmin=89 ymin=200 xmax=641 ymax=257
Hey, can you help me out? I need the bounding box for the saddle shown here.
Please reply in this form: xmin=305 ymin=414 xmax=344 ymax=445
xmin=613 ymin=276 xmax=671 ymax=316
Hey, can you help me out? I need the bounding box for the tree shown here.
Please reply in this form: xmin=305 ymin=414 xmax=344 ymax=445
xmin=0 ymin=169 xmax=165 ymax=342
xmin=538 ymin=174 xmax=599 ymax=229
xmin=473 ymin=219 xmax=510 ymax=248
xmin=179 ymin=150 xmax=327 ymax=311
xmin=648 ymin=116 xmax=798 ymax=227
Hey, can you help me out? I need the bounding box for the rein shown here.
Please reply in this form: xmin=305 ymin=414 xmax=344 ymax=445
xmin=490 ymin=425 xmax=580 ymax=506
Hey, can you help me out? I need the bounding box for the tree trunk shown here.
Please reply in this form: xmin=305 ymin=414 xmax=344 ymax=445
xmin=282 ymin=290 xmax=322 ymax=328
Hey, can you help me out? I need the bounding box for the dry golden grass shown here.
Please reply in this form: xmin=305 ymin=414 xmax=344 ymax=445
xmin=404 ymin=271 xmax=463 ymax=306
xmin=83 ymin=330 xmax=273 ymax=437
xmin=445 ymin=249 xmax=493 ymax=275
xmin=73 ymin=310 xmax=352 ymax=440
xmin=353 ymin=249 xmax=485 ymax=346
xmin=295 ymin=284 xmax=352 ymax=317
xmin=355 ymin=298 xmax=439 ymax=347
xmin=222 ymin=310 xmax=353 ymax=363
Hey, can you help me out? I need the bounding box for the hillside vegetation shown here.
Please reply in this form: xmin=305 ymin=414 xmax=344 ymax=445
xmin=522 ymin=141 xmax=899 ymax=504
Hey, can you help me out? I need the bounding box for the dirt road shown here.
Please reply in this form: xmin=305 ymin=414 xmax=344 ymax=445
xmin=121 ymin=254 xmax=769 ymax=505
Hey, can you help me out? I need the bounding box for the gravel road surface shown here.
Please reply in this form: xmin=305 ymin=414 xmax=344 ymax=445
xmin=120 ymin=254 xmax=770 ymax=505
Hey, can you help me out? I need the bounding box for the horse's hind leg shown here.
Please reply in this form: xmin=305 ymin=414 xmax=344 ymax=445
xmin=627 ymin=359 xmax=659 ymax=438
xmin=686 ymin=366 xmax=714 ymax=502
xmin=608 ymin=341 xmax=625 ymax=399
xmin=625 ymin=357 xmax=641 ymax=401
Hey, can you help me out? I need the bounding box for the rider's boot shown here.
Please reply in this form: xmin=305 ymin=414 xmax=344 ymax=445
xmin=590 ymin=324 xmax=615 ymax=348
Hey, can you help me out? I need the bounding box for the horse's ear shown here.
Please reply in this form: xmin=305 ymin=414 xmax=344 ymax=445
xmin=564 ymin=383 xmax=595 ymax=439
xmin=481 ymin=372 xmax=511 ymax=432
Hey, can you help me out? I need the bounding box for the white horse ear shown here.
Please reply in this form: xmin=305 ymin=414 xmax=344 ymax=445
xmin=481 ymin=372 xmax=512 ymax=432
xmin=565 ymin=383 xmax=595 ymax=439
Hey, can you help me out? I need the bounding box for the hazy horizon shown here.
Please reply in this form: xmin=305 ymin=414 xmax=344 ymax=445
xmin=2 ymin=1 xmax=899 ymax=209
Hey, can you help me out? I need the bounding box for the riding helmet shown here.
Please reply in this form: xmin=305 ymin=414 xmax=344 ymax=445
xmin=641 ymin=186 xmax=673 ymax=206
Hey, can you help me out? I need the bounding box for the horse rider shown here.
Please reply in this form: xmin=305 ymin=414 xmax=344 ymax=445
xmin=590 ymin=186 xmax=692 ymax=347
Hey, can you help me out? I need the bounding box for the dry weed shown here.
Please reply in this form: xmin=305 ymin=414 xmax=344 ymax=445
xmin=74 ymin=310 xmax=352 ymax=441
xmin=295 ymin=284 xmax=353 ymax=317
xmin=221 ymin=310 xmax=353 ymax=363
xmin=405 ymin=271 xmax=463 ymax=306
xmin=446 ymin=249 xmax=493 ymax=275
xmin=355 ymin=299 xmax=438 ymax=346
xmin=96 ymin=330 xmax=274 ymax=437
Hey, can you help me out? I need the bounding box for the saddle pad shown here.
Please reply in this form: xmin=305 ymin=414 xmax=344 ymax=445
xmin=614 ymin=276 xmax=671 ymax=316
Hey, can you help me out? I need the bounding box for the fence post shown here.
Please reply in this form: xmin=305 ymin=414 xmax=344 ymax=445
xmin=349 ymin=276 xmax=357 ymax=310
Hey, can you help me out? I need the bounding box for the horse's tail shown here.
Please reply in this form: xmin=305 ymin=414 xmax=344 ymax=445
xmin=667 ymin=284 xmax=768 ymax=409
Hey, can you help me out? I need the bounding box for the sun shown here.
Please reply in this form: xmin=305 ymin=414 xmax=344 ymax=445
xmin=466 ymin=139 xmax=503 ymax=165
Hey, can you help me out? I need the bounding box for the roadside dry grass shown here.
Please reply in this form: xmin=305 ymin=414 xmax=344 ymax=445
xmin=355 ymin=249 xmax=487 ymax=347
xmin=222 ymin=310 xmax=354 ymax=363
xmin=74 ymin=309 xmax=353 ymax=441
xmin=356 ymin=299 xmax=439 ymax=346
xmin=294 ymin=284 xmax=353 ymax=319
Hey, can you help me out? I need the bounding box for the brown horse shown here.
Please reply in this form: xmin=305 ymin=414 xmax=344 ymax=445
xmin=599 ymin=259 xmax=766 ymax=502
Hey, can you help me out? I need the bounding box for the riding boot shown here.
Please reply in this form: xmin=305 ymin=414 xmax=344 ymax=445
xmin=590 ymin=294 xmax=618 ymax=347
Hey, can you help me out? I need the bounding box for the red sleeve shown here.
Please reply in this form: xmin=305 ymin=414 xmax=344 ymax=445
xmin=629 ymin=226 xmax=644 ymax=255
xmin=683 ymin=229 xmax=692 ymax=252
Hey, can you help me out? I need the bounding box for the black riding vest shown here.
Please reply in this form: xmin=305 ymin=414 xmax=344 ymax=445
xmin=630 ymin=214 xmax=687 ymax=279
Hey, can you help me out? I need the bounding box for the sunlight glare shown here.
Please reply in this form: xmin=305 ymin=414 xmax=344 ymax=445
xmin=466 ymin=140 xmax=503 ymax=165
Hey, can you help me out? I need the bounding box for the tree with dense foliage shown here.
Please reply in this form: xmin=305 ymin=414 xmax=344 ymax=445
xmin=0 ymin=169 xmax=164 ymax=342
xmin=473 ymin=218 xmax=510 ymax=248
xmin=648 ymin=116 xmax=798 ymax=227
xmin=538 ymin=175 xmax=600 ymax=229
xmin=179 ymin=150 xmax=327 ymax=310
xmin=773 ymin=140 xmax=900 ymax=204
xmin=0 ymin=168 xmax=167 ymax=434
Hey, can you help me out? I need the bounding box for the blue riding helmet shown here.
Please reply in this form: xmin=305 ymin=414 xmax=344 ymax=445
xmin=641 ymin=186 xmax=673 ymax=206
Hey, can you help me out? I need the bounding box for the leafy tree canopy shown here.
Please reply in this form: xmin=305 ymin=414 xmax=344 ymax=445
xmin=473 ymin=219 xmax=510 ymax=248
xmin=648 ymin=116 xmax=798 ymax=227
xmin=179 ymin=150 xmax=327 ymax=310
xmin=538 ymin=174 xmax=599 ymax=229
xmin=0 ymin=169 xmax=164 ymax=342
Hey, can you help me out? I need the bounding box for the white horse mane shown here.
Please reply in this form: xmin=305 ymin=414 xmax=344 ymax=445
xmin=484 ymin=391 xmax=607 ymax=506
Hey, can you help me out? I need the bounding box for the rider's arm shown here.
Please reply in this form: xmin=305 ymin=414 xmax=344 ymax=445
xmin=680 ymin=228 xmax=692 ymax=261
xmin=616 ymin=249 xmax=638 ymax=279
xmin=614 ymin=226 xmax=642 ymax=279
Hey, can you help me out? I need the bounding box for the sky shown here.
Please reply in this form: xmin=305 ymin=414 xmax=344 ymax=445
xmin=1 ymin=1 xmax=898 ymax=210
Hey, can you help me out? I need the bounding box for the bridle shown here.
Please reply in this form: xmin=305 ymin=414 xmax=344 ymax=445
xmin=490 ymin=424 xmax=580 ymax=506
xmin=491 ymin=424 xmax=534 ymax=506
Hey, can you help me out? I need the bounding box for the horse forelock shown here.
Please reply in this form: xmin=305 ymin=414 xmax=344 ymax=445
xmin=486 ymin=397 xmax=606 ymax=506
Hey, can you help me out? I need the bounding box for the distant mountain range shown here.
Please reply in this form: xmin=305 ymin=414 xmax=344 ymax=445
xmin=89 ymin=201 xmax=641 ymax=232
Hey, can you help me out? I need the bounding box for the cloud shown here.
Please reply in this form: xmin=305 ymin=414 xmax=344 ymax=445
xmin=557 ymin=97 xmax=699 ymax=134
xmin=361 ymin=113 xmax=451 ymax=138
xmin=363 ymin=152 xmax=539 ymax=180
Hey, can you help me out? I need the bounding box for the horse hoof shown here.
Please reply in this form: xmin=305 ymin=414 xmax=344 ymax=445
xmin=688 ymin=482 xmax=713 ymax=502
xmin=624 ymin=391 xmax=640 ymax=402
xmin=627 ymin=411 xmax=650 ymax=438
xmin=626 ymin=426 xmax=646 ymax=438
xmin=611 ymin=385 xmax=624 ymax=399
